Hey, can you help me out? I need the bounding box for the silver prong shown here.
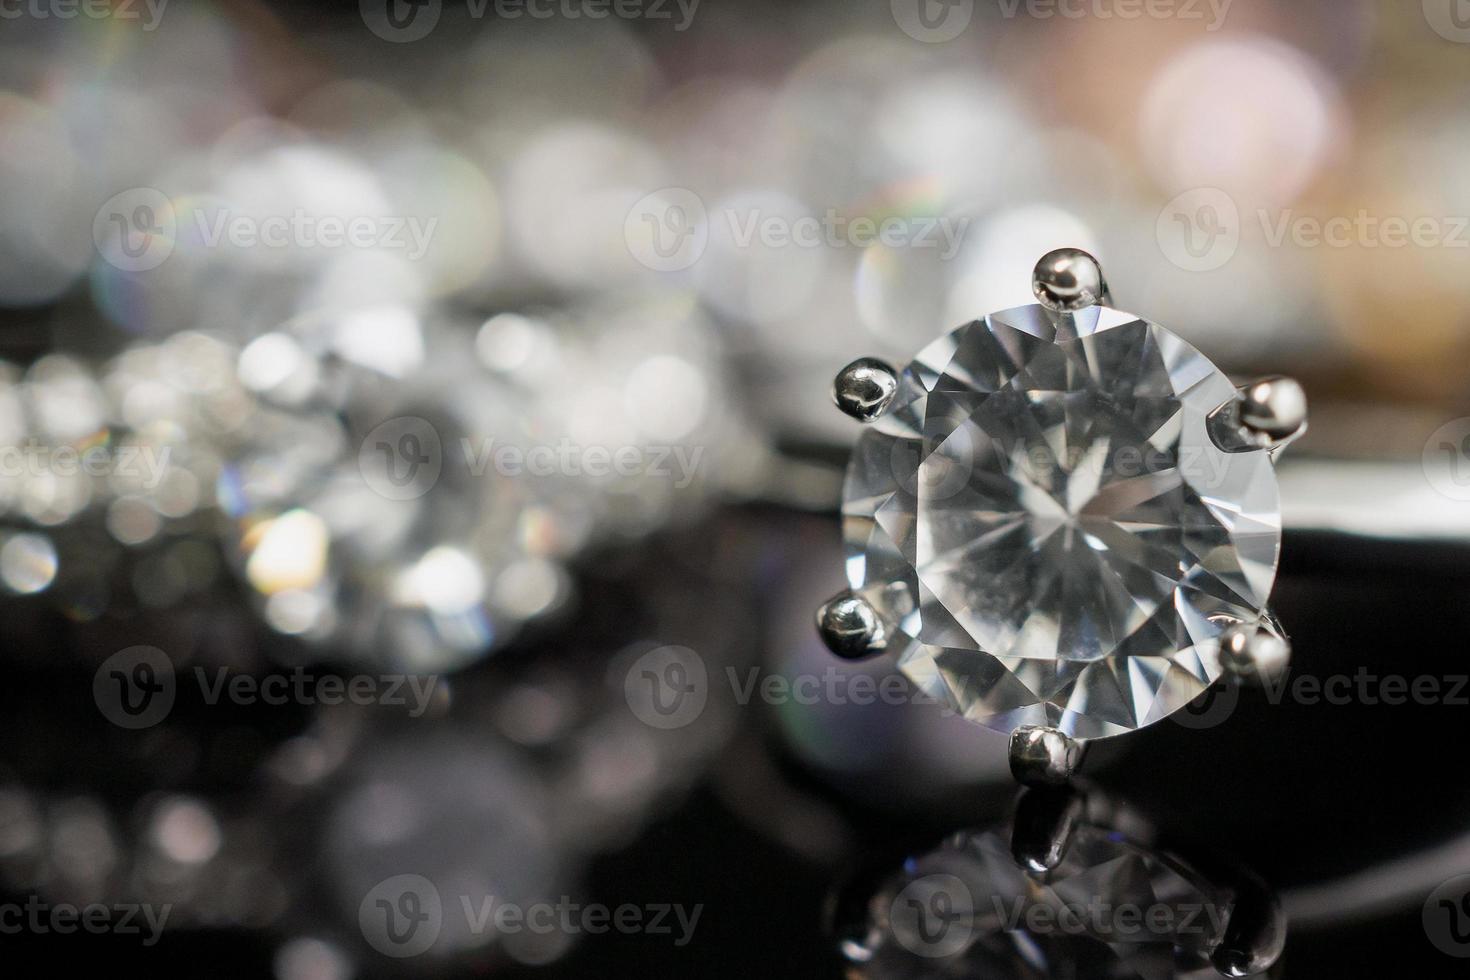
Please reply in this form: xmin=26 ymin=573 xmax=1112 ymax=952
xmin=832 ymin=358 xmax=898 ymax=422
xmin=1210 ymin=376 xmax=1308 ymax=454
xmin=1239 ymin=375 xmax=1307 ymax=449
xmin=1032 ymin=247 xmax=1110 ymax=312
xmin=1008 ymin=726 xmax=1085 ymax=787
xmin=816 ymin=590 xmax=888 ymax=660
xmin=1209 ymin=869 xmax=1286 ymax=977
xmin=1011 ymin=785 xmax=1084 ymax=874
xmin=1217 ymin=619 xmax=1291 ymax=686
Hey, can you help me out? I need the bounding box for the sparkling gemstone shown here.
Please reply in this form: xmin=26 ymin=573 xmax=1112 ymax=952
xmin=842 ymin=304 xmax=1280 ymax=738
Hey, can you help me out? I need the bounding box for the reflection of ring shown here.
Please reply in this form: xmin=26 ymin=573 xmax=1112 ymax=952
xmin=832 ymin=782 xmax=1286 ymax=977
xmin=816 ymin=249 xmax=1307 ymax=786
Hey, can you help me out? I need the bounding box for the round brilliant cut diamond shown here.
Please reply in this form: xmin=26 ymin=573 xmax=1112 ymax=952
xmin=841 ymin=304 xmax=1281 ymax=738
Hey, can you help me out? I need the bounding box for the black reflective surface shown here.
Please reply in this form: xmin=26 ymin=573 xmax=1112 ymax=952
xmin=2 ymin=507 xmax=1467 ymax=976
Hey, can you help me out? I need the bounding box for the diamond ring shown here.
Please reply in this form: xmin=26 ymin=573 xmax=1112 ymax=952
xmin=817 ymin=248 xmax=1307 ymax=786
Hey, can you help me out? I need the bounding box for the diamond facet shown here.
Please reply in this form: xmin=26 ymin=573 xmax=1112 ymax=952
xmin=841 ymin=304 xmax=1281 ymax=738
